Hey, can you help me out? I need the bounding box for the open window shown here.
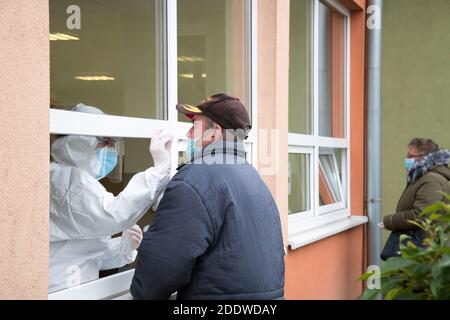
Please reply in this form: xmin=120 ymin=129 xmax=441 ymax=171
xmin=288 ymin=0 xmax=351 ymax=238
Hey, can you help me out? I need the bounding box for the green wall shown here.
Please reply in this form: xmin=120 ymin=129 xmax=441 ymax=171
xmin=381 ymin=0 xmax=450 ymax=243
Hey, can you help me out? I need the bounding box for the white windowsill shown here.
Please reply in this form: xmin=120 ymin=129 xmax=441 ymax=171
xmin=288 ymin=215 xmax=368 ymax=250
xmin=48 ymin=269 xmax=135 ymax=300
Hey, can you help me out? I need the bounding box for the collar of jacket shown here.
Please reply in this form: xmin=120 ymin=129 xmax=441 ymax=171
xmin=407 ymin=149 xmax=450 ymax=183
xmin=180 ymin=139 xmax=247 ymax=168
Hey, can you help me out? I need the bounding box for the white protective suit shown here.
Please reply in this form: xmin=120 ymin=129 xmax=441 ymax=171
xmin=49 ymin=104 xmax=172 ymax=293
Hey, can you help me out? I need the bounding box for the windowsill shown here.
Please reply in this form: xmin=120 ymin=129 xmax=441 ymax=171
xmin=288 ymin=215 xmax=368 ymax=250
xmin=48 ymin=269 xmax=135 ymax=300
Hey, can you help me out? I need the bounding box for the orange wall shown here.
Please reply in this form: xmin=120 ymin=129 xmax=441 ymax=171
xmin=285 ymin=227 xmax=364 ymax=299
xmin=285 ymin=0 xmax=367 ymax=300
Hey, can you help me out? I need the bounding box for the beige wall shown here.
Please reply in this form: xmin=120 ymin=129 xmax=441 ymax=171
xmin=257 ymin=0 xmax=290 ymax=244
xmin=0 ymin=0 xmax=49 ymax=299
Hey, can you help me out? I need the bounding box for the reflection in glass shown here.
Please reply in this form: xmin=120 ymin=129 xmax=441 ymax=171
xmin=289 ymin=0 xmax=312 ymax=134
xmin=318 ymin=1 xmax=346 ymax=138
xmin=288 ymin=153 xmax=311 ymax=214
xmin=319 ymin=149 xmax=343 ymax=206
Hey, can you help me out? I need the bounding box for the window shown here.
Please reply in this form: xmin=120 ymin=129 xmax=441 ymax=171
xmin=50 ymin=0 xmax=165 ymax=119
xmin=288 ymin=0 xmax=350 ymax=234
xmin=177 ymin=0 xmax=250 ymax=123
xmin=288 ymin=151 xmax=312 ymax=217
xmin=49 ymin=0 xmax=256 ymax=299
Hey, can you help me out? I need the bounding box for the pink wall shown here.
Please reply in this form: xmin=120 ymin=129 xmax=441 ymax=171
xmin=0 ymin=0 xmax=49 ymax=299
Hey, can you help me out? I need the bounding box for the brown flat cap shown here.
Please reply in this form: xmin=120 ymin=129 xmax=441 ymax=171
xmin=176 ymin=93 xmax=252 ymax=135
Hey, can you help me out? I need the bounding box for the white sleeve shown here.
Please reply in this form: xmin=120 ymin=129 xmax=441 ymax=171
xmin=50 ymin=166 xmax=170 ymax=241
xmin=99 ymin=237 xmax=137 ymax=271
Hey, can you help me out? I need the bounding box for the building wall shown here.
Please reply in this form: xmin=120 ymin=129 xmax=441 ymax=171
xmin=0 ymin=0 xmax=50 ymax=299
xmin=257 ymin=0 xmax=290 ymax=243
xmin=0 ymin=0 xmax=368 ymax=299
xmin=381 ymin=0 xmax=450 ymax=244
xmin=284 ymin=0 xmax=367 ymax=299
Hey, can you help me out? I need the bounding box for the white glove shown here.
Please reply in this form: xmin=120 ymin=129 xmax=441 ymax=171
xmin=150 ymin=130 xmax=173 ymax=170
xmin=120 ymin=224 xmax=143 ymax=255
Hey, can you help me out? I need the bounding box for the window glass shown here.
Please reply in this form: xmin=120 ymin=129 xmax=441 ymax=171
xmin=289 ymin=0 xmax=312 ymax=134
xmin=318 ymin=1 xmax=346 ymax=138
xmin=288 ymin=153 xmax=311 ymax=214
xmin=177 ymin=0 xmax=249 ymax=122
xmin=319 ymin=148 xmax=343 ymax=206
xmin=50 ymin=0 xmax=164 ymax=119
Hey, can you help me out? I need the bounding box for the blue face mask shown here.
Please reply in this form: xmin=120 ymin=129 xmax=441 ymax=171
xmin=404 ymin=158 xmax=415 ymax=172
xmin=95 ymin=147 xmax=118 ymax=180
xmin=186 ymin=137 xmax=202 ymax=160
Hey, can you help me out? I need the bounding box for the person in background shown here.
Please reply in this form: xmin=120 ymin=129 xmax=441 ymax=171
xmin=130 ymin=93 xmax=285 ymax=300
xmin=49 ymin=103 xmax=173 ymax=293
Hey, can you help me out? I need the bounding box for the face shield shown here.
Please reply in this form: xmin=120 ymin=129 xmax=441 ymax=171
xmin=96 ymin=137 xmax=125 ymax=183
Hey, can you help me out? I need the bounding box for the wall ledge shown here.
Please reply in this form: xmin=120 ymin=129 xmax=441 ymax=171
xmin=288 ymin=215 xmax=368 ymax=250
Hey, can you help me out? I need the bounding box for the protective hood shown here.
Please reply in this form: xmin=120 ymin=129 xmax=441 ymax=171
xmin=51 ymin=135 xmax=102 ymax=178
xmin=51 ymin=103 xmax=112 ymax=178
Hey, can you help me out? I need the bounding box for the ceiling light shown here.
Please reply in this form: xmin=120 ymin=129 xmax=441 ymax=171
xmin=74 ymin=76 xmax=115 ymax=81
xmin=50 ymin=33 xmax=80 ymax=41
xmin=179 ymin=73 xmax=194 ymax=79
xmin=177 ymin=56 xmax=205 ymax=63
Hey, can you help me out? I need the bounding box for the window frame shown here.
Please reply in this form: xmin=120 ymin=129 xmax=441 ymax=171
xmin=288 ymin=0 xmax=351 ymax=236
xmin=48 ymin=0 xmax=257 ymax=299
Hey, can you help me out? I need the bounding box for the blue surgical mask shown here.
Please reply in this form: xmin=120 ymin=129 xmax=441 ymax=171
xmin=186 ymin=138 xmax=202 ymax=160
xmin=95 ymin=147 xmax=118 ymax=180
xmin=404 ymin=158 xmax=415 ymax=172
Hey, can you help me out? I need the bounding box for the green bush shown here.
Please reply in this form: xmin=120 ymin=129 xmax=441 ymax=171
xmin=359 ymin=195 xmax=450 ymax=300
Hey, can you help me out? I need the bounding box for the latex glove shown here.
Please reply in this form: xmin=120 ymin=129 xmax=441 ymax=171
xmin=150 ymin=129 xmax=173 ymax=170
xmin=120 ymin=224 xmax=143 ymax=255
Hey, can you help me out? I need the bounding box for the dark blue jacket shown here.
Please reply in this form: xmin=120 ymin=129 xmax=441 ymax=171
xmin=130 ymin=141 xmax=285 ymax=300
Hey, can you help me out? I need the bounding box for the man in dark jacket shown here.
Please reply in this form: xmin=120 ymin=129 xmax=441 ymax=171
xmin=130 ymin=93 xmax=285 ymax=300
xmin=383 ymin=138 xmax=450 ymax=231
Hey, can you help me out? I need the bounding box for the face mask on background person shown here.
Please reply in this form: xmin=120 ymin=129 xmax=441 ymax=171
xmin=404 ymin=158 xmax=415 ymax=172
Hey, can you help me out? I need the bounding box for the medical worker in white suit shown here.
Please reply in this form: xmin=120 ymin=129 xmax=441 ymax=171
xmin=49 ymin=103 xmax=172 ymax=293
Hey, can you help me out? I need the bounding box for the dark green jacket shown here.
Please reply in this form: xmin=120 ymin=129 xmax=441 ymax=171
xmin=384 ymin=165 xmax=450 ymax=231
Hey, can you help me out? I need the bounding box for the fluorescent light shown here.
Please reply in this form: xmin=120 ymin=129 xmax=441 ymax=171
xmin=50 ymin=33 xmax=79 ymax=41
xmin=74 ymin=76 xmax=115 ymax=81
xmin=179 ymin=73 xmax=194 ymax=79
xmin=177 ymin=56 xmax=205 ymax=63
xmin=201 ymin=73 xmax=207 ymax=78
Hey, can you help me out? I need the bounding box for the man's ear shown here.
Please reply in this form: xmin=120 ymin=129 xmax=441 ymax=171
xmin=214 ymin=124 xmax=223 ymax=139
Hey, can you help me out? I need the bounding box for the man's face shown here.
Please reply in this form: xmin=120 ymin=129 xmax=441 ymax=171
xmin=186 ymin=114 xmax=221 ymax=148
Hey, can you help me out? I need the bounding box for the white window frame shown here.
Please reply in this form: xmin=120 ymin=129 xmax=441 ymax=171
xmin=317 ymin=147 xmax=346 ymax=215
xmin=288 ymin=0 xmax=355 ymax=240
xmin=48 ymin=0 xmax=258 ymax=300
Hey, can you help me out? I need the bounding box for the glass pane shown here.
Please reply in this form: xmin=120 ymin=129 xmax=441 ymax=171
xmin=288 ymin=153 xmax=311 ymax=214
xmin=49 ymin=135 xmax=158 ymax=292
xmin=289 ymin=0 xmax=312 ymax=134
xmin=177 ymin=0 xmax=249 ymax=122
xmin=319 ymin=148 xmax=343 ymax=206
xmin=50 ymin=0 xmax=163 ymax=119
xmin=318 ymin=2 xmax=346 ymax=138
